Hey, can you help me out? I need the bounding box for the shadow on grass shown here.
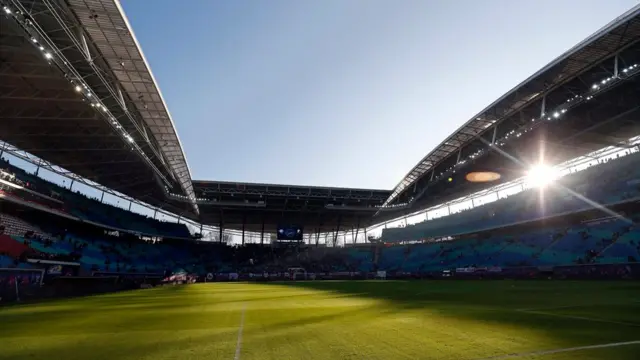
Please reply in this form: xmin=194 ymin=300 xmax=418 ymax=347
xmin=0 ymin=285 xmax=202 ymax=337
xmin=258 ymin=280 xmax=640 ymax=350
xmin=0 ymin=285 xmax=240 ymax=360
xmin=0 ymin=330 xmax=236 ymax=360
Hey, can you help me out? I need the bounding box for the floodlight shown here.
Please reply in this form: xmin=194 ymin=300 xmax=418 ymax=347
xmin=526 ymin=164 xmax=558 ymax=188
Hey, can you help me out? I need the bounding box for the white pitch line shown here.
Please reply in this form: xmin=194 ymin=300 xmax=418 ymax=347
xmin=234 ymin=305 xmax=246 ymax=360
xmin=517 ymin=300 xmax=640 ymax=312
xmin=517 ymin=309 xmax=640 ymax=327
xmin=516 ymin=304 xmax=591 ymax=312
xmin=474 ymin=340 xmax=640 ymax=360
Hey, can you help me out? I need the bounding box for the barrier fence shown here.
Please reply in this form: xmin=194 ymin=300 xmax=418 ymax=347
xmin=1 ymin=263 xmax=638 ymax=304
xmin=206 ymin=262 xmax=640 ymax=281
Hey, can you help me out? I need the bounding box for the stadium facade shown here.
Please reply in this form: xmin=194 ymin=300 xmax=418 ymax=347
xmin=1 ymin=0 xmax=640 ymax=256
xmin=3 ymin=4 xmax=640 ymax=359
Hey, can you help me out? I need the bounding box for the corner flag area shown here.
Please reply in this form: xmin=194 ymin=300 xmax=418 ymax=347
xmin=2 ymin=281 xmax=640 ymax=360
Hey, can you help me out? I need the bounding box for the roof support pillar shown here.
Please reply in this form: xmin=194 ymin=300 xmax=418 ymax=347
xmin=260 ymin=217 xmax=265 ymax=245
xmin=456 ymin=149 xmax=462 ymax=163
xmin=492 ymin=124 xmax=498 ymax=144
xmin=614 ymin=54 xmax=619 ymax=77
xmin=333 ymin=216 xmax=342 ymax=247
xmin=219 ymin=213 xmax=223 ymax=243
xmin=101 ymin=191 xmax=105 ymax=204
xmin=352 ymin=223 xmax=360 ymax=244
xmin=315 ymin=215 xmax=323 ymax=247
xmin=430 ymin=170 xmax=435 ymax=181
xmin=241 ymin=213 xmax=246 ymax=245
xmin=540 ymin=95 xmax=546 ymax=118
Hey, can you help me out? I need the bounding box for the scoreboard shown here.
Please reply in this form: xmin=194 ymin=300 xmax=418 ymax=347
xmin=276 ymin=225 xmax=303 ymax=241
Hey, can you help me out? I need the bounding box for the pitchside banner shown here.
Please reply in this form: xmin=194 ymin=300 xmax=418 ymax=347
xmin=456 ymin=267 xmax=502 ymax=273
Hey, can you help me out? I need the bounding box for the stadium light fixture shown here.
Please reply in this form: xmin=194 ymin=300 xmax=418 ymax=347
xmin=3 ymin=0 xmax=189 ymax=202
xmin=526 ymin=164 xmax=558 ymax=188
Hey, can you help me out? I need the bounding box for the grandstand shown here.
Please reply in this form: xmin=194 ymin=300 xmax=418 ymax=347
xmin=2 ymin=1 xmax=640 ymax=359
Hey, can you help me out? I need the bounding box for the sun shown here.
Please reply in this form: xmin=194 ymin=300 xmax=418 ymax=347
xmin=526 ymin=164 xmax=558 ymax=188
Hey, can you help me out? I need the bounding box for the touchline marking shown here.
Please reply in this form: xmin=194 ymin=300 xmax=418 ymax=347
xmin=474 ymin=340 xmax=640 ymax=360
xmin=516 ymin=304 xmax=592 ymax=312
xmin=517 ymin=300 xmax=640 ymax=312
xmin=234 ymin=305 xmax=246 ymax=360
xmin=517 ymin=309 xmax=640 ymax=327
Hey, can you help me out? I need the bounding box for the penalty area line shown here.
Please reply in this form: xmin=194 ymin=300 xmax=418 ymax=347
xmin=474 ymin=340 xmax=640 ymax=360
xmin=234 ymin=304 xmax=246 ymax=360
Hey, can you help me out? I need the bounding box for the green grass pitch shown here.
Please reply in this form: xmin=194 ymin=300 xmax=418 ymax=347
xmin=1 ymin=281 xmax=640 ymax=360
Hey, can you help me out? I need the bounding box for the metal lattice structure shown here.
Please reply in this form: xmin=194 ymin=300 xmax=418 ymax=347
xmin=3 ymin=0 xmax=640 ymax=238
xmin=383 ymin=4 xmax=640 ymax=209
xmin=0 ymin=0 xmax=197 ymax=217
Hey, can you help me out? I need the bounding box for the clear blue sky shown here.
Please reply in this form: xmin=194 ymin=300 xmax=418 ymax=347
xmin=121 ymin=0 xmax=638 ymax=190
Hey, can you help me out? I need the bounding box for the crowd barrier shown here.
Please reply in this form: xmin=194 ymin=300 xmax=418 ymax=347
xmin=2 ymin=263 xmax=638 ymax=304
xmin=207 ymin=263 xmax=640 ymax=281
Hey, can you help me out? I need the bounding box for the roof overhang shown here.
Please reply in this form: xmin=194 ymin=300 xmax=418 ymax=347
xmin=65 ymin=0 xmax=197 ymax=211
xmin=1 ymin=0 xmax=198 ymax=215
xmin=383 ymin=4 xmax=640 ymax=208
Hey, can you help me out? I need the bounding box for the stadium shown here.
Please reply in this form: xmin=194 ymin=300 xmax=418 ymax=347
xmin=1 ymin=1 xmax=640 ymax=359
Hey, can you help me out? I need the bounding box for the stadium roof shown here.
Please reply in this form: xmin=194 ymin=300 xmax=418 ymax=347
xmin=4 ymin=0 xmax=640 ymax=235
xmin=0 ymin=0 xmax=401 ymax=233
xmin=383 ymin=4 xmax=640 ymax=209
xmin=0 ymin=0 xmax=197 ymax=217
xmin=194 ymin=180 xmax=393 ymax=233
